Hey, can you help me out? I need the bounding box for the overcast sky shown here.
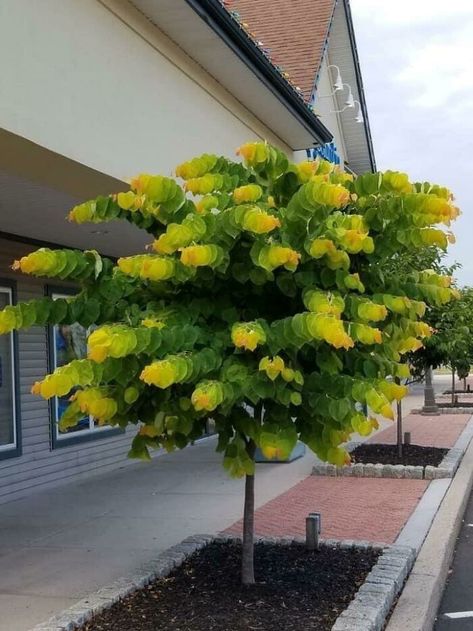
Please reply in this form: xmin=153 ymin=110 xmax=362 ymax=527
xmin=350 ymin=0 xmax=472 ymax=286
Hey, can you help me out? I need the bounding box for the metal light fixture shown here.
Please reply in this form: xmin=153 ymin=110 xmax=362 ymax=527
xmin=354 ymin=100 xmax=364 ymax=123
xmin=330 ymin=86 xmax=356 ymax=114
xmin=327 ymin=64 xmax=343 ymax=91
xmin=318 ymin=81 xmax=353 ymax=102
xmin=344 ymin=84 xmax=355 ymax=108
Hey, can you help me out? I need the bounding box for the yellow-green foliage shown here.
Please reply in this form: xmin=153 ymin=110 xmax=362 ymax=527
xmin=0 ymin=143 xmax=460 ymax=472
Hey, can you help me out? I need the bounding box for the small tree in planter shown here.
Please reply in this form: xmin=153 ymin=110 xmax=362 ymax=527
xmin=0 ymin=143 xmax=459 ymax=584
xmin=410 ymin=287 xmax=473 ymax=407
xmin=381 ymin=250 xmax=459 ymax=451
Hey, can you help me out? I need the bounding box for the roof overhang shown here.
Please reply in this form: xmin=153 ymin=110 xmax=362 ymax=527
xmin=0 ymin=129 xmax=148 ymax=258
xmin=129 ymin=0 xmax=333 ymax=151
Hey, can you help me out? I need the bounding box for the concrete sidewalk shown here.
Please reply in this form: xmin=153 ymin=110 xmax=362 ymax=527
xmin=0 ymin=436 xmax=317 ymax=631
xmin=0 ymin=375 xmax=446 ymax=631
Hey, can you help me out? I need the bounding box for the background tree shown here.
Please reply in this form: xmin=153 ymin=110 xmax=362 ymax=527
xmin=0 ymin=143 xmax=459 ymax=585
xmin=409 ymin=286 xmax=473 ymax=406
xmin=379 ymin=248 xmax=460 ymax=450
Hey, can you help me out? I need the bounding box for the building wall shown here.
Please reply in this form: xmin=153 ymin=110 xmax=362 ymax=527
xmin=0 ymin=0 xmax=297 ymax=503
xmin=312 ymin=55 xmax=348 ymax=166
xmin=0 ymin=0 xmax=292 ymax=184
xmin=0 ymin=238 xmax=141 ymax=505
xmin=293 ymin=54 xmax=347 ymax=166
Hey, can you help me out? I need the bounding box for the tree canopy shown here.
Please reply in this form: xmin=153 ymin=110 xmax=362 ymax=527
xmin=410 ymin=285 xmax=473 ymax=381
xmin=0 ymin=143 xmax=460 ymax=473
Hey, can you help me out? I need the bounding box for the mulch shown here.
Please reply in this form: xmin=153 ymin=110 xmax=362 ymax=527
xmin=351 ymin=443 xmax=448 ymax=467
xmin=437 ymin=401 xmax=473 ymax=407
xmin=81 ymin=541 xmax=379 ymax=631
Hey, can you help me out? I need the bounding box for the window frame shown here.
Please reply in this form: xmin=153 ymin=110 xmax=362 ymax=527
xmin=0 ymin=278 xmax=21 ymax=460
xmin=46 ymin=285 xmax=123 ymax=449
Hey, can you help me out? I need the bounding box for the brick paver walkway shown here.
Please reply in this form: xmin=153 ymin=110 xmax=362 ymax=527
xmin=226 ymin=477 xmax=428 ymax=543
xmin=368 ymin=412 xmax=470 ymax=449
xmin=225 ymin=413 xmax=471 ymax=544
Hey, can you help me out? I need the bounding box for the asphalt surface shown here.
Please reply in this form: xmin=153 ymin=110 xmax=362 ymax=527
xmin=435 ymin=488 xmax=473 ymax=630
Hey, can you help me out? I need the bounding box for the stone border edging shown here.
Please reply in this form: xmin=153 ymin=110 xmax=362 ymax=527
xmin=312 ymin=415 xmax=473 ymax=480
xmin=385 ymin=420 xmax=473 ymax=631
xmin=29 ymin=534 xmax=413 ymax=631
xmin=412 ymin=407 xmax=473 ymax=414
xmin=331 ymin=543 xmax=415 ymax=631
xmin=29 ymin=534 xmax=215 ymax=631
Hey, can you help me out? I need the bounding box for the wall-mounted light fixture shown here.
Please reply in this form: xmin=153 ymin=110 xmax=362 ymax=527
xmin=353 ymin=100 xmax=364 ymax=123
xmin=318 ymin=82 xmax=354 ymax=105
xmin=344 ymin=84 xmax=355 ymax=108
xmin=331 ymin=85 xmax=356 ymax=113
xmin=327 ymin=64 xmax=343 ymax=91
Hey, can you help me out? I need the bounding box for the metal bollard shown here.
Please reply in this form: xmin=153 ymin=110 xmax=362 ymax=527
xmin=404 ymin=431 xmax=411 ymax=445
xmin=306 ymin=512 xmax=321 ymax=550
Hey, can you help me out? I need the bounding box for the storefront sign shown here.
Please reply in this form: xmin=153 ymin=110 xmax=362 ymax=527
xmin=306 ymin=142 xmax=341 ymax=165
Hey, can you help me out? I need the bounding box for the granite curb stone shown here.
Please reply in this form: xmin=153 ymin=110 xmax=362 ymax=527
xmin=413 ymin=406 xmax=473 ymax=414
xmin=313 ymin=416 xmax=473 ymax=479
xmin=332 ymin=544 xmax=415 ymax=631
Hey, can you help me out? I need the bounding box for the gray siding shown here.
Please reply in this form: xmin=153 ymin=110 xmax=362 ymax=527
xmin=0 ymin=237 xmax=136 ymax=504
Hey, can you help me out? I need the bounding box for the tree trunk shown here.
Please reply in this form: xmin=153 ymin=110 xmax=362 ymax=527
xmin=464 ymin=377 xmax=467 ymax=391
xmin=422 ymin=366 xmax=438 ymax=414
xmin=395 ymin=377 xmax=403 ymax=458
xmin=242 ymin=440 xmax=256 ymax=586
xmin=452 ymin=369 xmax=455 ymax=406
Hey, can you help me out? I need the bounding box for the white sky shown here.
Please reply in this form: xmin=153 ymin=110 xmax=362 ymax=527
xmin=350 ymin=0 xmax=473 ymax=285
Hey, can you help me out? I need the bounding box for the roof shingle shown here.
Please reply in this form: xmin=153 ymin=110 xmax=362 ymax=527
xmin=227 ymin=0 xmax=336 ymax=102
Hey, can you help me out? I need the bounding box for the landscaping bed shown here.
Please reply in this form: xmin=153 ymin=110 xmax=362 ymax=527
xmin=80 ymin=540 xmax=379 ymax=631
xmin=436 ymin=401 xmax=473 ymax=408
xmin=351 ymin=444 xmax=448 ymax=468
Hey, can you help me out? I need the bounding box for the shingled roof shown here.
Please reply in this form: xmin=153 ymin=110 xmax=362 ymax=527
xmin=227 ymin=0 xmax=337 ymax=102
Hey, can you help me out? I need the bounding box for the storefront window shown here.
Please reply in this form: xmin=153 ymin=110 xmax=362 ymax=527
xmin=0 ymin=286 xmax=17 ymax=453
xmin=51 ymin=292 xmax=112 ymax=443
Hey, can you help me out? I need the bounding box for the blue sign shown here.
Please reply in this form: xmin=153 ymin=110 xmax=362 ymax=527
xmin=306 ymin=142 xmax=341 ymax=165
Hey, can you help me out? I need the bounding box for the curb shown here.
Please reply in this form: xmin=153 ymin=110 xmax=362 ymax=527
xmin=385 ymin=422 xmax=473 ymax=631
xmin=312 ymin=416 xmax=473 ymax=480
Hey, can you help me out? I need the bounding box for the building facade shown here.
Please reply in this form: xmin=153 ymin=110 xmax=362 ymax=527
xmin=0 ymin=0 xmax=374 ymax=503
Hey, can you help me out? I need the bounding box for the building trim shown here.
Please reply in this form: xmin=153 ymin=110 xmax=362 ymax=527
xmin=343 ymin=0 xmax=376 ymax=172
xmin=0 ymin=231 xmax=74 ymax=253
xmin=0 ymin=232 xmax=119 ymax=265
xmin=184 ymin=0 xmax=333 ymax=146
xmin=0 ymin=277 xmax=22 ymax=461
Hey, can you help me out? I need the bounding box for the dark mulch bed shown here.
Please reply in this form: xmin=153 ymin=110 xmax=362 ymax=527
xmin=438 ymin=401 xmax=473 ymax=407
xmin=443 ymin=391 xmax=472 ymax=394
xmin=351 ymin=443 xmax=448 ymax=467
xmin=81 ymin=541 xmax=379 ymax=631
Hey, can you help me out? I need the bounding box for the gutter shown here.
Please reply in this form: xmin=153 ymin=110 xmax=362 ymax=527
xmin=183 ymin=0 xmax=333 ymax=147
xmin=343 ymin=0 xmax=377 ymax=172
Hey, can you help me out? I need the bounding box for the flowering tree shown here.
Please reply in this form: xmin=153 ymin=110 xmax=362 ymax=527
xmin=0 ymin=143 xmax=459 ymax=584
